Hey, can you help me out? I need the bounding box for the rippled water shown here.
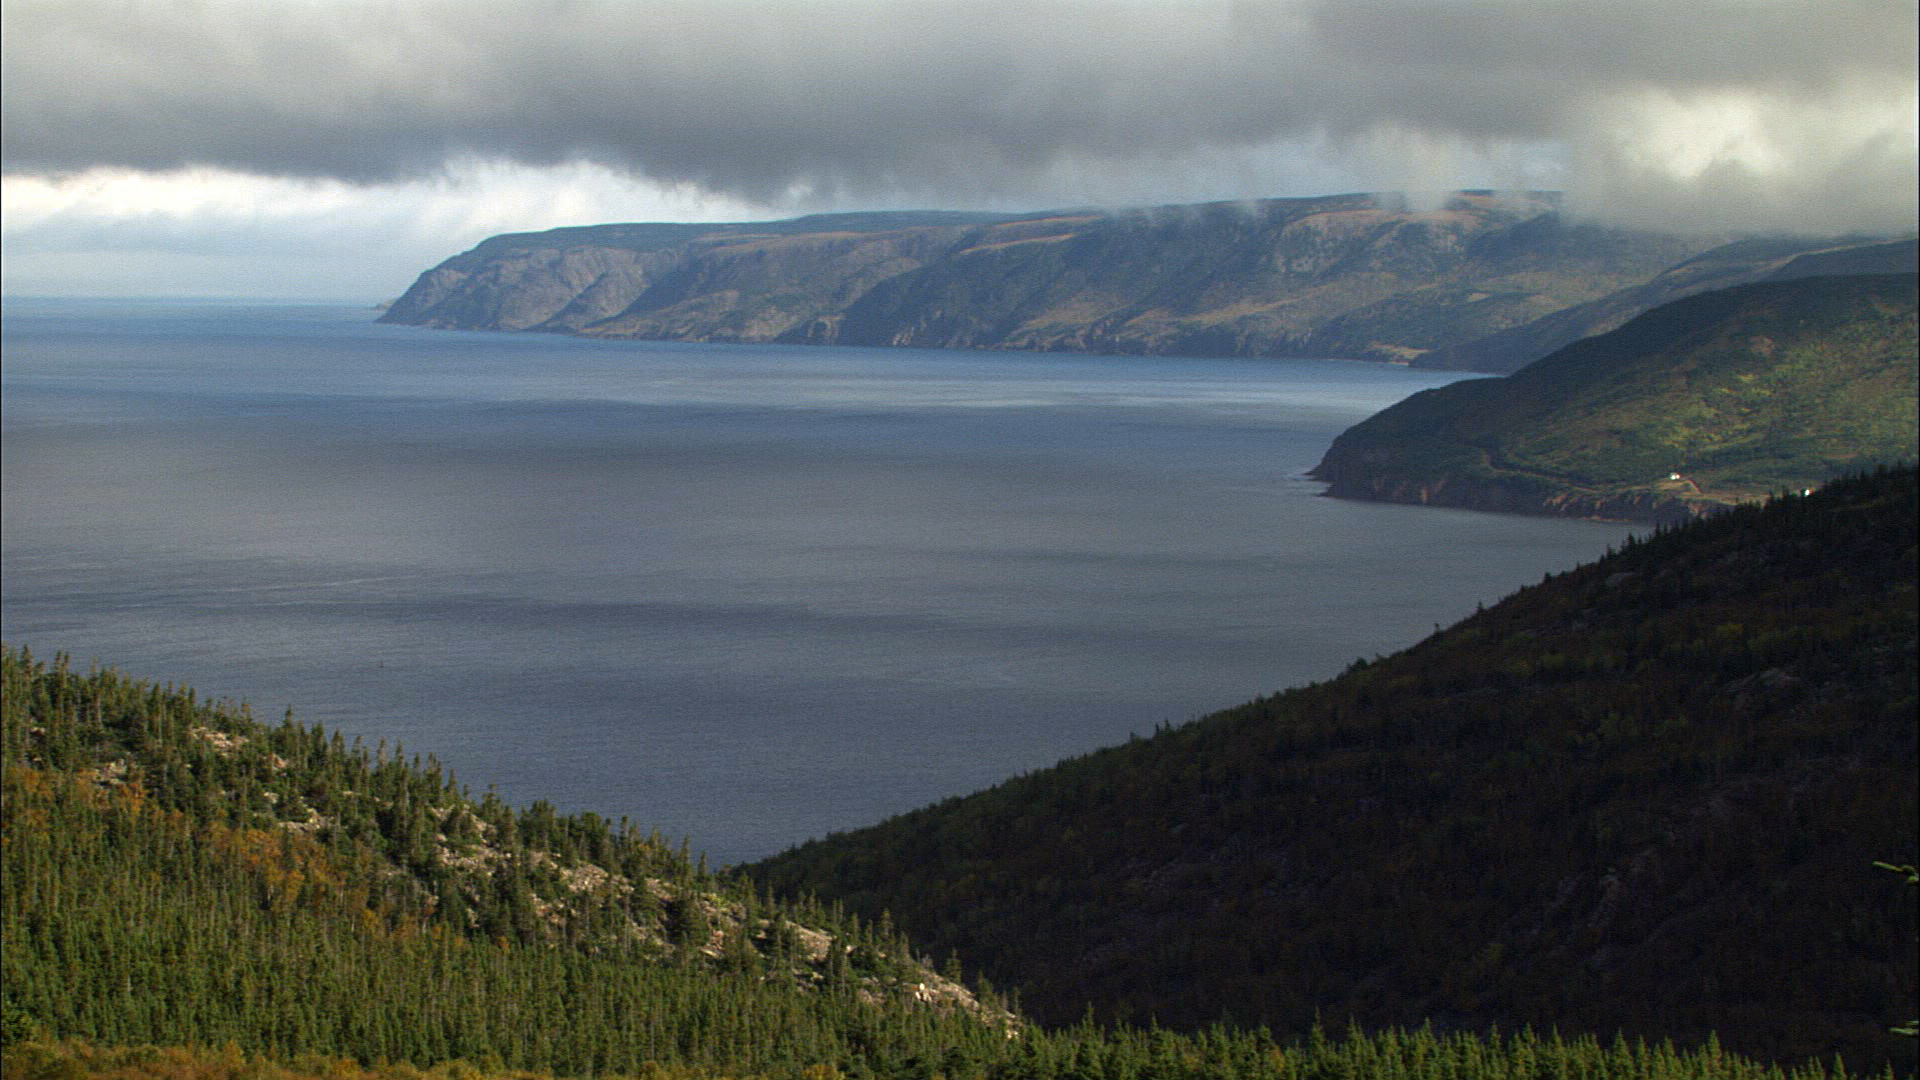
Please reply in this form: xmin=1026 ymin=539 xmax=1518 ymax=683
xmin=1 ymin=299 xmax=1638 ymax=864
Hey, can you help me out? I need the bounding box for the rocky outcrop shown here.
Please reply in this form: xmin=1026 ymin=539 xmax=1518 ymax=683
xmin=381 ymin=192 xmax=1727 ymax=367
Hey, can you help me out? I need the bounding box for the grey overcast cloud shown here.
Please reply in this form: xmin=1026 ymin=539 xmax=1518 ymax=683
xmin=2 ymin=0 xmax=1915 ymax=299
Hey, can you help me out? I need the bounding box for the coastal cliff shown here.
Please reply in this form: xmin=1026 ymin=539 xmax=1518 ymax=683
xmin=381 ymin=192 xmax=1722 ymax=367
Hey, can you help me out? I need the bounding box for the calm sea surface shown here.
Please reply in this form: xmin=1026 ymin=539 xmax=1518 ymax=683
xmin=1 ymin=299 xmax=1639 ymax=864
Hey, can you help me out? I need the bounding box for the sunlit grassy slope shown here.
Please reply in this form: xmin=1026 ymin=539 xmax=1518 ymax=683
xmin=1312 ymin=274 xmax=1918 ymax=522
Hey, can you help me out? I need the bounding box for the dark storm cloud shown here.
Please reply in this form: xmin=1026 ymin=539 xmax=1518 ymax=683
xmin=4 ymin=0 xmax=1914 ymax=227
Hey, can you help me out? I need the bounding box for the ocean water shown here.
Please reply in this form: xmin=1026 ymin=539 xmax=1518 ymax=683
xmin=1 ymin=298 xmax=1638 ymax=865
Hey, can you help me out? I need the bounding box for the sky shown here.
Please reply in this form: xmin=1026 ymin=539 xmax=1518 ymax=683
xmin=3 ymin=0 xmax=1915 ymax=300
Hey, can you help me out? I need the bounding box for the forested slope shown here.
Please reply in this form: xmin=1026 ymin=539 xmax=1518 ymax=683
xmin=0 ymin=653 xmax=1017 ymax=1076
xmin=7 ymin=650 xmax=1883 ymax=1079
xmin=753 ymin=468 xmax=1920 ymax=1071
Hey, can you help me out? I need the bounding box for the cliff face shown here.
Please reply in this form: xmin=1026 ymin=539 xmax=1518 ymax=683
xmin=582 ymin=225 xmax=982 ymax=343
xmin=1311 ymin=272 xmax=1920 ymax=523
xmin=378 ymin=211 xmax=1014 ymax=333
xmin=382 ymin=245 xmax=678 ymax=331
xmin=380 ymin=193 xmax=1724 ymax=366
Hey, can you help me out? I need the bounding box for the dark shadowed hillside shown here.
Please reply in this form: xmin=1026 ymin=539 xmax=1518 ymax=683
xmin=1312 ymin=273 xmax=1919 ymax=523
xmin=752 ymin=468 xmax=1920 ymax=1071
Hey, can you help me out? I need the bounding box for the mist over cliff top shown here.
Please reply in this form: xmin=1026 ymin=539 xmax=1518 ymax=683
xmin=3 ymin=0 xmax=1913 ymax=298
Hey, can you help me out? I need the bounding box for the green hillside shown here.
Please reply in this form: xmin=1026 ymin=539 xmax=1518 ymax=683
xmin=1414 ymin=238 xmax=1917 ymax=374
xmin=752 ymin=468 xmax=1920 ymax=1071
xmin=1311 ymin=274 xmax=1918 ymax=523
xmin=13 ymin=647 xmax=1884 ymax=1078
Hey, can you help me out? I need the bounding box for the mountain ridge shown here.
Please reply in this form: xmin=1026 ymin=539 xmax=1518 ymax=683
xmin=380 ymin=191 xmax=1735 ymax=367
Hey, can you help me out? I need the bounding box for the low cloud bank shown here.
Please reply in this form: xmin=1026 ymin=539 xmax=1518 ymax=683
xmin=4 ymin=0 xmax=1914 ymax=235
